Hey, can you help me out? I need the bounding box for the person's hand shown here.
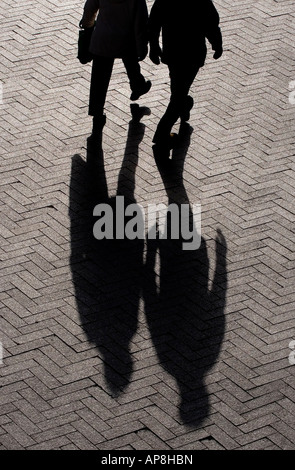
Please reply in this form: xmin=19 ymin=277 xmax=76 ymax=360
xmin=149 ymin=44 xmax=162 ymax=65
xmin=79 ymin=15 xmax=96 ymax=29
xmin=213 ymin=47 xmax=223 ymax=60
xmin=79 ymin=20 xmax=94 ymax=29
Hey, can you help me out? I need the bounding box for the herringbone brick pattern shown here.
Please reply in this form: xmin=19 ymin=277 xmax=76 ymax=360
xmin=1 ymin=0 xmax=295 ymax=450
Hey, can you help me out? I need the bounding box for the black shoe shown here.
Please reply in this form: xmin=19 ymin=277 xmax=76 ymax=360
xmin=180 ymin=96 xmax=194 ymax=122
xmin=130 ymin=80 xmax=151 ymax=101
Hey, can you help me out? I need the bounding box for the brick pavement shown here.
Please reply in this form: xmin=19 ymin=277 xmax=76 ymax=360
xmin=0 ymin=0 xmax=295 ymax=451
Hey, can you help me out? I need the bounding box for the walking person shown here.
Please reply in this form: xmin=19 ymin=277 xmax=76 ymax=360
xmin=148 ymin=0 xmax=223 ymax=154
xmin=80 ymin=0 xmax=151 ymax=143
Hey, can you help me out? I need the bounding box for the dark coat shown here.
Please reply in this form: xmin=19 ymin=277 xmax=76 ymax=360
xmin=148 ymin=0 xmax=223 ymax=66
xmin=82 ymin=0 xmax=148 ymax=58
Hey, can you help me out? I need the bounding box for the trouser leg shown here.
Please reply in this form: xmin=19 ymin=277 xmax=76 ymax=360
xmin=153 ymin=61 xmax=199 ymax=143
xmin=122 ymin=55 xmax=146 ymax=92
xmin=88 ymin=55 xmax=114 ymax=117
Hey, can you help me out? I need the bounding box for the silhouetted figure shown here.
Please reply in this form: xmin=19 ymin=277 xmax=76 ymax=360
xmin=69 ymin=104 xmax=149 ymax=396
xmin=148 ymin=0 xmax=223 ymax=152
xmin=143 ymin=124 xmax=227 ymax=426
xmin=80 ymin=0 xmax=151 ymax=144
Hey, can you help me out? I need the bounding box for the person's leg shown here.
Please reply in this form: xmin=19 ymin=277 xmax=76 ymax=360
xmin=89 ymin=55 xmax=114 ymax=134
xmin=153 ymin=61 xmax=199 ymax=144
xmin=122 ymin=56 xmax=151 ymax=101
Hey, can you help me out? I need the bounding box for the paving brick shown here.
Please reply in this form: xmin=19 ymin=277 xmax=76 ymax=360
xmin=70 ymin=418 xmax=105 ymax=445
xmin=2 ymin=422 xmax=36 ymax=448
xmin=140 ymin=415 xmax=176 ymax=441
xmin=206 ymin=424 xmax=239 ymax=450
xmin=0 ymin=433 xmax=26 ymax=450
xmin=97 ymin=433 xmax=142 ymax=450
xmin=28 ymin=435 xmax=71 ymax=450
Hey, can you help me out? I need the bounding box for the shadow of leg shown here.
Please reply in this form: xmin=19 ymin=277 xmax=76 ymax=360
xmin=69 ymin=106 xmax=149 ymax=397
xmin=143 ymin=123 xmax=227 ymax=427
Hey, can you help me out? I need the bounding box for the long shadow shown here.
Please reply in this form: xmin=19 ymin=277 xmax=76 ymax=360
xmin=143 ymin=123 xmax=228 ymax=427
xmin=69 ymin=105 xmax=149 ymax=396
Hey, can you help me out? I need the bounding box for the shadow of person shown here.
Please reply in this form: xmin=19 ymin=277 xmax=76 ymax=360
xmin=143 ymin=123 xmax=227 ymax=427
xmin=69 ymin=104 xmax=149 ymax=397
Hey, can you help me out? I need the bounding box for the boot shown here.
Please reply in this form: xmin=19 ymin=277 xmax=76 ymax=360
xmin=130 ymin=80 xmax=151 ymax=101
